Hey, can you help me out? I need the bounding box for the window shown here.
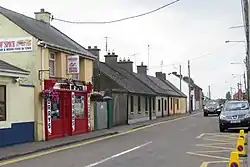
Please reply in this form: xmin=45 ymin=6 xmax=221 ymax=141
xmin=49 ymin=53 xmax=56 ymax=77
xmin=164 ymin=99 xmax=167 ymax=111
xmin=74 ymin=96 xmax=84 ymax=118
xmin=51 ymin=99 xmax=60 ymax=119
xmin=72 ymin=74 xmax=79 ymax=80
xmin=130 ymin=96 xmax=134 ymax=113
xmin=170 ymin=98 xmax=173 ymax=109
xmin=0 ymin=86 xmax=6 ymax=121
xmin=176 ymin=99 xmax=179 ymax=110
xmin=152 ymin=97 xmax=155 ymax=111
xmin=158 ymin=99 xmax=161 ymax=111
xmin=137 ymin=96 xmax=141 ymax=111
xmin=145 ymin=97 xmax=148 ymax=111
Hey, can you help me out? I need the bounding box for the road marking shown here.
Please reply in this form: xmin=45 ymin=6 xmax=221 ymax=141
xmin=195 ymin=150 xmax=231 ymax=153
xmin=84 ymin=141 xmax=152 ymax=167
xmin=196 ymin=133 xmax=205 ymax=139
xmin=0 ymin=112 xmax=201 ymax=166
xmin=186 ymin=152 xmax=229 ymax=160
xmin=203 ymin=138 xmax=235 ymax=143
xmin=196 ymin=144 xmax=234 ymax=150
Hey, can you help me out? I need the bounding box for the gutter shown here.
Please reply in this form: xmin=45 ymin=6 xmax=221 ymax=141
xmin=37 ymin=41 xmax=96 ymax=60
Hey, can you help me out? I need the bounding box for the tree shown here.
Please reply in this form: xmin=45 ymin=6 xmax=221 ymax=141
xmin=226 ymin=91 xmax=231 ymax=100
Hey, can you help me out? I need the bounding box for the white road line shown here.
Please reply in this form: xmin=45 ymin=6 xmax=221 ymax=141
xmin=84 ymin=141 xmax=152 ymax=167
xmin=196 ymin=133 xmax=205 ymax=139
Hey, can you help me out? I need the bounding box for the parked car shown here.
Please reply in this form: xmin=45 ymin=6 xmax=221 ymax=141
xmin=219 ymin=100 xmax=250 ymax=132
xmin=204 ymin=100 xmax=222 ymax=116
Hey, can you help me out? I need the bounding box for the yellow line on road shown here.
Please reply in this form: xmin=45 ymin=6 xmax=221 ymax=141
xmin=186 ymin=152 xmax=229 ymax=160
xmin=0 ymin=113 xmax=201 ymax=166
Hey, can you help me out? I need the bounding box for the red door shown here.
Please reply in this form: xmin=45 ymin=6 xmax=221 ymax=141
xmin=61 ymin=91 xmax=71 ymax=136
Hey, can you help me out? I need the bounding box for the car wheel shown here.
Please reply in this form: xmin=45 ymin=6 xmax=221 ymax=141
xmin=204 ymin=113 xmax=208 ymax=117
xmin=219 ymin=125 xmax=225 ymax=132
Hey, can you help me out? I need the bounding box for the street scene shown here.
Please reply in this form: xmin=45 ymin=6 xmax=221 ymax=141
xmin=0 ymin=112 xmax=248 ymax=167
xmin=0 ymin=0 xmax=249 ymax=167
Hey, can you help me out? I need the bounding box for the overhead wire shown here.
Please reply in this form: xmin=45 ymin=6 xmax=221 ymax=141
xmin=51 ymin=0 xmax=180 ymax=24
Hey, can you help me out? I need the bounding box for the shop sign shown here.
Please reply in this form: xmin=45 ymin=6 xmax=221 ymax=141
xmin=87 ymin=94 xmax=91 ymax=131
xmin=0 ymin=37 xmax=33 ymax=53
xmin=72 ymin=92 xmax=76 ymax=132
xmin=67 ymin=55 xmax=79 ymax=74
xmin=47 ymin=99 xmax=52 ymax=135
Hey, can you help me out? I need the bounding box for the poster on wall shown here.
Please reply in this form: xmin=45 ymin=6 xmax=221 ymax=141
xmin=72 ymin=92 xmax=76 ymax=132
xmin=67 ymin=55 xmax=79 ymax=74
xmin=47 ymin=99 xmax=52 ymax=135
xmin=87 ymin=94 xmax=91 ymax=131
xmin=0 ymin=37 xmax=33 ymax=53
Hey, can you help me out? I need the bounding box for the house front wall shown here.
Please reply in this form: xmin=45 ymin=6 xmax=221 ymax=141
xmin=155 ymin=96 xmax=168 ymax=117
xmin=128 ymin=94 xmax=153 ymax=124
xmin=0 ymin=76 xmax=34 ymax=147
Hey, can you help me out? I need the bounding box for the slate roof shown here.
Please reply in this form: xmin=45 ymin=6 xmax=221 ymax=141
xmin=147 ymin=75 xmax=181 ymax=97
xmin=162 ymin=79 xmax=187 ymax=98
xmin=133 ymin=73 xmax=177 ymax=96
xmin=0 ymin=6 xmax=95 ymax=59
xmin=99 ymin=62 xmax=156 ymax=95
xmin=0 ymin=59 xmax=29 ymax=74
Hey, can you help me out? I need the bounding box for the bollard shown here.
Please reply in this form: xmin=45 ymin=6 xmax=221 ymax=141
xmin=236 ymin=137 xmax=247 ymax=157
xmin=228 ymin=151 xmax=240 ymax=167
xmin=239 ymin=129 xmax=247 ymax=145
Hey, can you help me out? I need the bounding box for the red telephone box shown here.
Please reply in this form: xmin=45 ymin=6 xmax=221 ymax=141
xmin=43 ymin=79 xmax=92 ymax=140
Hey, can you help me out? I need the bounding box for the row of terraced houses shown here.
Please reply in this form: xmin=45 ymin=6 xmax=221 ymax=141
xmin=0 ymin=7 xmax=204 ymax=147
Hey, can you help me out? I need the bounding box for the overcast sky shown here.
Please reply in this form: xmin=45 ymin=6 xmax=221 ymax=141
xmin=1 ymin=0 xmax=246 ymax=99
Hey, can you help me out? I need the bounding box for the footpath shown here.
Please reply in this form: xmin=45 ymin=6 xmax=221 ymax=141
xmin=0 ymin=110 xmax=200 ymax=161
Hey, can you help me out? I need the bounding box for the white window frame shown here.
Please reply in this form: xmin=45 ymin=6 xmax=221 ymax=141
xmin=49 ymin=52 xmax=56 ymax=77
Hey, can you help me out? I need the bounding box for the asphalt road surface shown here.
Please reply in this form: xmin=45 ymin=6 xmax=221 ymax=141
xmin=0 ymin=112 xmax=244 ymax=167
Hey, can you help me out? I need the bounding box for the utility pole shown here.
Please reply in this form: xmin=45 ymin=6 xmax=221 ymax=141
xmin=188 ymin=60 xmax=192 ymax=113
xmin=105 ymin=37 xmax=108 ymax=54
xmin=147 ymin=45 xmax=150 ymax=70
xmin=179 ymin=65 xmax=182 ymax=91
xmin=208 ymin=85 xmax=211 ymax=99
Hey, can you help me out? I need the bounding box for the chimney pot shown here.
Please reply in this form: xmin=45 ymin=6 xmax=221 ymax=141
xmin=88 ymin=46 xmax=91 ymax=49
xmin=128 ymin=57 xmax=130 ymax=61
xmin=94 ymin=46 xmax=98 ymax=49
xmin=108 ymin=52 xmax=111 ymax=55
xmin=35 ymin=8 xmax=51 ymax=24
xmin=40 ymin=8 xmax=45 ymax=12
xmin=141 ymin=62 xmax=143 ymax=66
xmin=112 ymin=52 xmax=115 ymax=55
xmin=123 ymin=57 xmax=126 ymax=61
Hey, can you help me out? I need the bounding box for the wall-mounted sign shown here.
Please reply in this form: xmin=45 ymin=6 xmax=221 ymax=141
xmin=47 ymin=99 xmax=52 ymax=135
xmin=87 ymin=94 xmax=91 ymax=131
xmin=0 ymin=37 xmax=33 ymax=53
xmin=72 ymin=92 xmax=76 ymax=132
xmin=67 ymin=55 xmax=79 ymax=74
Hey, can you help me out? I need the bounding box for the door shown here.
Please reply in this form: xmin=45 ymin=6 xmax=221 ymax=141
xmin=96 ymin=102 xmax=108 ymax=130
xmin=149 ymin=97 xmax=152 ymax=120
xmin=161 ymin=98 xmax=164 ymax=117
xmin=61 ymin=91 xmax=71 ymax=136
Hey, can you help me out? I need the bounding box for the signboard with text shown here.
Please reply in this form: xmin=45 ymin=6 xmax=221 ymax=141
xmin=0 ymin=37 xmax=33 ymax=53
xmin=67 ymin=55 xmax=80 ymax=74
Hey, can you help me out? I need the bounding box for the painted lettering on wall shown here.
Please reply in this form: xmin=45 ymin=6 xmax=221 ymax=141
xmin=0 ymin=37 xmax=33 ymax=53
xmin=71 ymin=92 xmax=75 ymax=132
xmin=47 ymin=99 xmax=52 ymax=135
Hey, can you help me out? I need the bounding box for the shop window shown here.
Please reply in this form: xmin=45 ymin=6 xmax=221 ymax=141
xmin=74 ymin=96 xmax=84 ymax=118
xmin=164 ymin=99 xmax=167 ymax=111
xmin=145 ymin=97 xmax=148 ymax=111
xmin=158 ymin=99 xmax=161 ymax=111
xmin=176 ymin=99 xmax=179 ymax=110
xmin=137 ymin=96 xmax=141 ymax=112
xmin=0 ymin=86 xmax=6 ymax=121
xmin=130 ymin=96 xmax=134 ymax=113
xmin=51 ymin=99 xmax=60 ymax=119
xmin=49 ymin=52 xmax=56 ymax=77
xmin=72 ymin=74 xmax=79 ymax=80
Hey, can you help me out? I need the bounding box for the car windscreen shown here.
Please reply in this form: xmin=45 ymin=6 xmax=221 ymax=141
xmin=224 ymin=102 xmax=249 ymax=111
xmin=205 ymin=101 xmax=219 ymax=107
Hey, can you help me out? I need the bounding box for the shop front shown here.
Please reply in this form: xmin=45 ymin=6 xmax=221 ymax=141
xmin=42 ymin=79 xmax=92 ymax=140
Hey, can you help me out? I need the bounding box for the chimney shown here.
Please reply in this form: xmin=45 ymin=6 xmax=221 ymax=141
xmin=137 ymin=62 xmax=147 ymax=75
xmin=118 ymin=57 xmax=133 ymax=73
xmin=87 ymin=46 xmax=100 ymax=60
xmin=104 ymin=52 xmax=118 ymax=67
xmin=34 ymin=8 xmax=51 ymax=24
xmin=155 ymin=72 xmax=164 ymax=80
xmin=162 ymin=73 xmax=166 ymax=80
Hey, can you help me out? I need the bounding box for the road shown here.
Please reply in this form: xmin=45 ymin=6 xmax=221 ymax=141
xmin=0 ymin=112 xmax=243 ymax=167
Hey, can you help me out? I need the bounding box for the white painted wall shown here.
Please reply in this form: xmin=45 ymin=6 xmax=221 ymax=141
xmin=0 ymin=76 xmax=34 ymax=129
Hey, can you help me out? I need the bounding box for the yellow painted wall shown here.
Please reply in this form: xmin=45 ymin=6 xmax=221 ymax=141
xmin=0 ymin=76 xmax=34 ymax=129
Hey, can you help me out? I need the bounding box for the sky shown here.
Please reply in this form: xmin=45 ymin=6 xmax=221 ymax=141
xmin=0 ymin=0 xmax=247 ymax=99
